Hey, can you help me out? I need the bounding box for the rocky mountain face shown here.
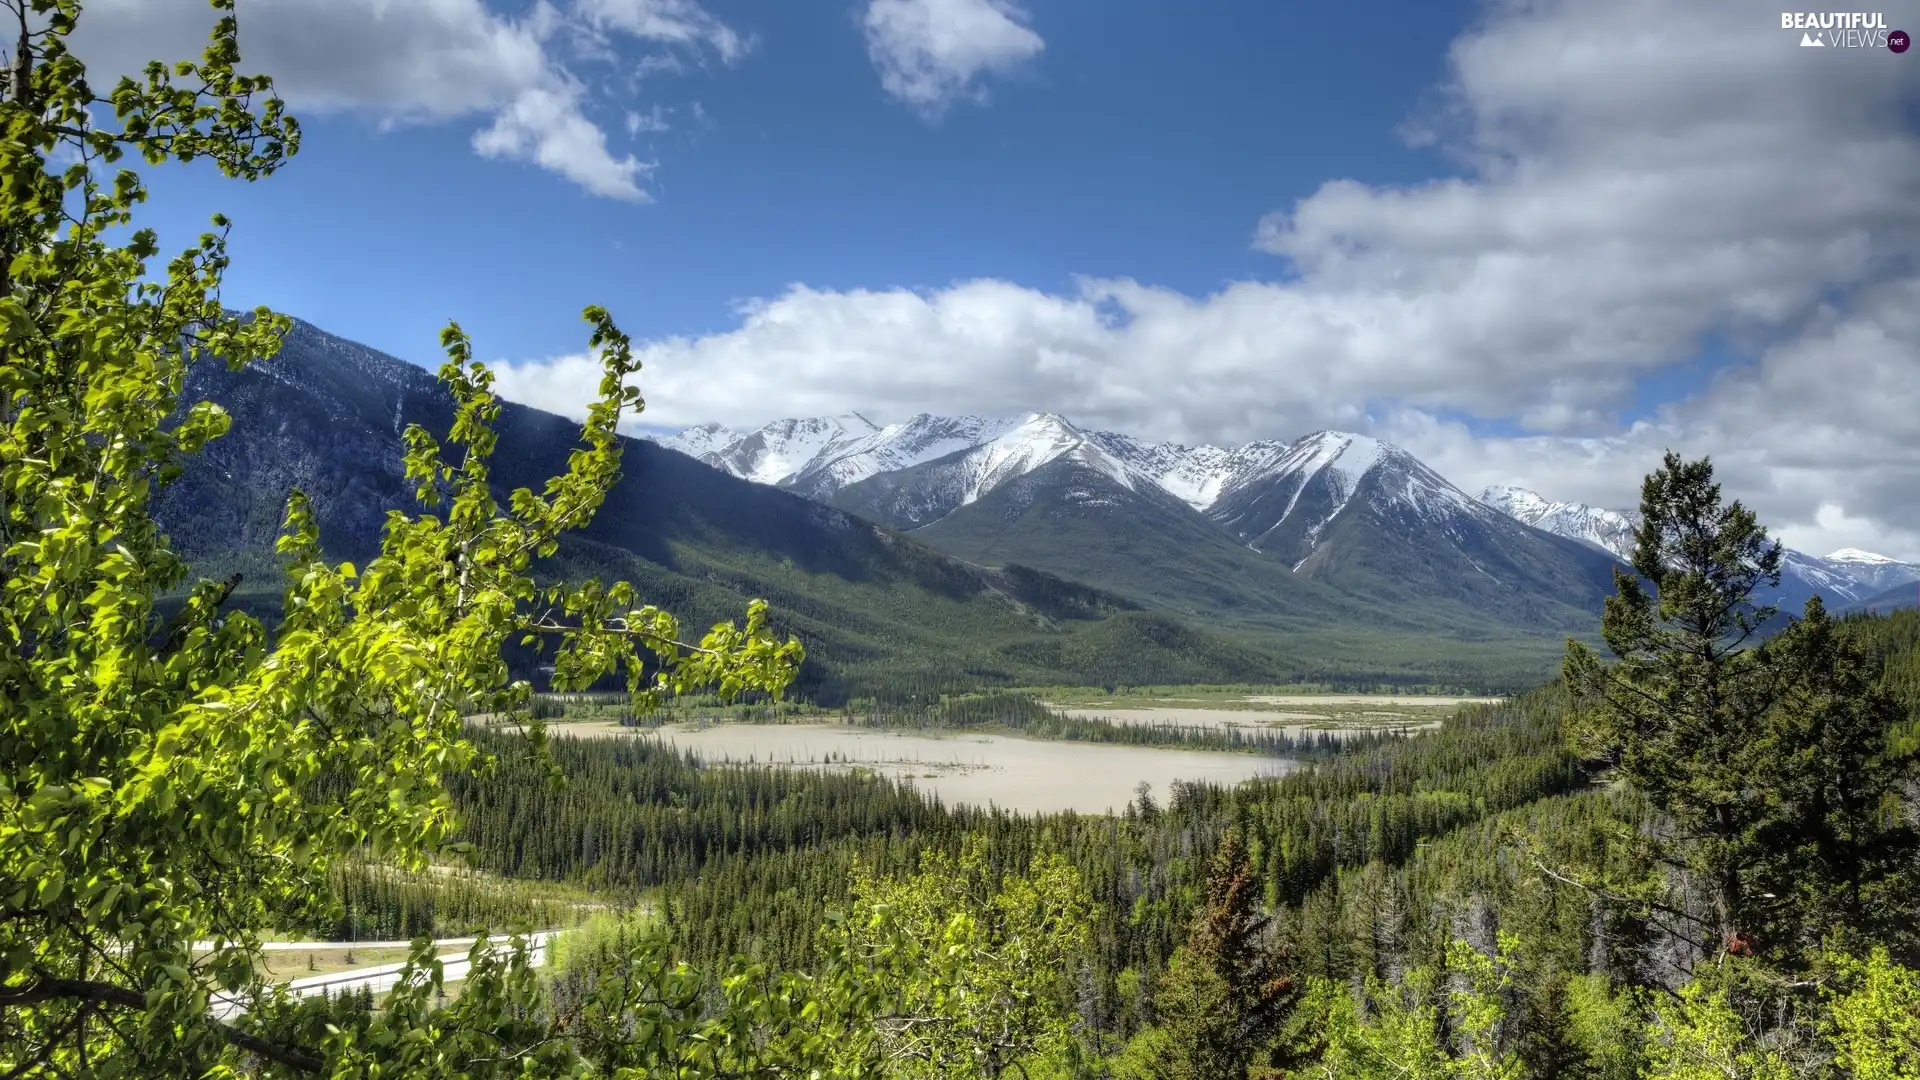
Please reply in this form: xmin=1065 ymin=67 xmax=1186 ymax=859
xmin=659 ymin=415 xmax=1625 ymax=635
xmin=1477 ymin=486 xmax=1640 ymax=560
xmin=156 ymin=312 xmax=1912 ymax=700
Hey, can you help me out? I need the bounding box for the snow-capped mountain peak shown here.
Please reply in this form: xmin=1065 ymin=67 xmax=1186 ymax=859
xmin=665 ymin=412 xmax=879 ymax=486
xmin=783 ymin=413 xmax=1028 ymax=498
xmin=941 ymin=413 xmax=1145 ymax=507
xmin=1086 ymin=434 xmax=1296 ymax=512
xmin=1825 ymin=548 xmax=1904 ymax=566
xmin=1476 ymin=486 xmax=1640 ymax=561
xmin=655 ymin=421 xmax=738 ymax=459
xmin=653 ymin=414 xmax=1486 ymax=540
xmin=1816 ymin=548 xmax=1920 ymax=596
xmin=1288 ymin=431 xmax=1385 ymax=486
xmin=1478 ymin=485 xmax=1554 ymax=519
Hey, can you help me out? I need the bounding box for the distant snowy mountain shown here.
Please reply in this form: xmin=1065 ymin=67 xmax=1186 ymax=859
xmin=827 ymin=413 xmax=1154 ymax=530
xmin=658 ymin=414 xmax=1578 ymax=561
xmin=1472 ymin=486 xmax=1920 ymax=607
xmin=1081 ymin=433 xmax=1296 ymax=512
xmin=654 ymin=413 xmax=1436 ymax=525
xmin=1477 ymin=485 xmax=1640 ymax=560
xmin=656 ymin=422 xmax=740 ymax=461
xmin=785 ymin=414 xmax=1028 ymax=500
xmin=1822 ymin=548 xmax=1920 ymax=596
xmin=651 ymin=413 xmax=1626 ymax=634
xmin=659 ymin=413 xmax=881 ymax=486
xmin=649 ymin=411 xmax=1913 ymax=634
xmin=1207 ymin=432 xmax=1491 ymax=569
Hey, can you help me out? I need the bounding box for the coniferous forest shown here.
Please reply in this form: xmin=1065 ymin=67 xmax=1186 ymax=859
xmin=314 ymin=599 xmax=1920 ymax=1077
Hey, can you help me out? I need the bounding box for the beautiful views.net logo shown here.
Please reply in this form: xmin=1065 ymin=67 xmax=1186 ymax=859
xmin=1781 ymin=11 xmax=1909 ymax=50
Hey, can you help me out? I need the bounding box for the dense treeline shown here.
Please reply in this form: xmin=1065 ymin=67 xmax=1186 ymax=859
xmin=540 ymin=685 xmax=1404 ymax=756
xmin=851 ymin=689 xmax=1398 ymax=757
xmin=322 ymin=859 xmax=606 ymax=941
xmin=318 ymin=455 xmax=1920 ymax=1075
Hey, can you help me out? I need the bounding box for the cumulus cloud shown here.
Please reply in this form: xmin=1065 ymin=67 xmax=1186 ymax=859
xmin=862 ymin=0 xmax=1044 ymax=118
xmin=472 ymin=81 xmax=653 ymax=199
xmin=494 ymin=0 xmax=1920 ymax=559
xmin=71 ymin=0 xmax=744 ymax=200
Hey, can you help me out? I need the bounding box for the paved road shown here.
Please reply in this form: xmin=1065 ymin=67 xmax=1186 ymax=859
xmin=196 ymin=936 xmax=506 ymax=952
xmin=210 ymin=932 xmax=559 ymax=1020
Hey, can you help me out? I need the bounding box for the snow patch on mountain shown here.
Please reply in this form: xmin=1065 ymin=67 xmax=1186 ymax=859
xmin=951 ymin=414 xmax=1143 ymax=507
xmin=1827 ymin=547 xmax=1904 ymax=565
xmin=1478 ymin=486 xmax=1639 ymax=560
xmin=1819 ymin=548 xmax=1920 ymax=594
xmin=1084 ymin=434 xmax=1300 ymax=512
xmin=657 ymin=422 xmax=739 ymax=460
xmin=788 ymin=414 xmax=1026 ymax=495
xmin=732 ymin=414 xmax=881 ymax=485
xmin=1782 ymin=550 xmax=1869 ymax=601
xmin=654 ymin=413 xmax=881 ymax=486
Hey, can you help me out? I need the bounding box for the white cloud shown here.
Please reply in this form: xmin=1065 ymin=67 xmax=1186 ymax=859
xmin=625 ymin=104 xmax=674 ymax=135
xmin=862 ymin=0 xmax=1043 ymax=119
xmin=495 ymin=0 xmax=1920 ymax=559
xmin=71 ymin=0 xmax=743 ymax=200
xmin=473 ymin=81 xmax=652 ymax=199
xmin=577 ymin=0 xmax=749 ymax=63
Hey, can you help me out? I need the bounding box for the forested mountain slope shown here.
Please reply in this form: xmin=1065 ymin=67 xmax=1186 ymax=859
xmin=153 ymin=319 xmax=1581 ymax=691
xmin=152 ymin=320 xmax=1325 ymax=699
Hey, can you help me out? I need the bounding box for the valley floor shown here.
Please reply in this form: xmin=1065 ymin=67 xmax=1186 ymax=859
xmin=521 ymin=692 xmax=1474 ymax=813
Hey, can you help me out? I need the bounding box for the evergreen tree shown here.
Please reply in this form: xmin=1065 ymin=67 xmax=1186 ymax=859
xmin=1147 ymin=830 xmax=1300 ymax=1079
xmin=1564 ymin=453 xmax=1918 ymax=968
xmin=1749 ymin=599 xmax=1918 ymax=958
xmin=1563 ymin=452 xmax=1785 ymax=960
xmin=1517 ymin=976 xmax=1596 ymax=1080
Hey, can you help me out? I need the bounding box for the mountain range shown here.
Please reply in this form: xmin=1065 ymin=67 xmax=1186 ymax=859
xmin=660 ymin=412 xmax=1635 ymax=643
xmin=657 ymin=413 xmax=1920 ymax=622
xmin=153 ymin=322 xmax=1364 ymax=702
xmin=156 ymin=319 xmax=1622 ymax=700
xmin=152 ymin=315 xmax=1915 ymax=702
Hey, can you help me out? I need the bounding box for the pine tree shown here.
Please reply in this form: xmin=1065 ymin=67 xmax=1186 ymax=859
xmin=1564 ymin=452 xmax=1786 ymax=960
xmin=1564 ymin=452 xmax=1919 ymax=969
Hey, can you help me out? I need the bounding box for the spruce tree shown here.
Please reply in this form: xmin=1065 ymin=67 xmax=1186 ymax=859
xmin=1147 ymin=830 xmax=1300 ymax=1079
xmin=1518 ymin=976 xmax=1596 ymax=1080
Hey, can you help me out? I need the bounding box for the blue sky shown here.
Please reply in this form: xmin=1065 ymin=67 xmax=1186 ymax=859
xmin=85 ymin=0 xmax=1920 ymax=559
xmin=135 ymin=0 xmax=1469 ymax=364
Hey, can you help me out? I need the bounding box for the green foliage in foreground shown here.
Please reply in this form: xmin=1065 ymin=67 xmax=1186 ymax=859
xmin=1 ymin=2 xmax=805 ymax=1072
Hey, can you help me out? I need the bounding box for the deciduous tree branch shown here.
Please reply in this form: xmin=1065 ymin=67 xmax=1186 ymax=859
xmin=0 ymin=977 xmax=324 ymax=1074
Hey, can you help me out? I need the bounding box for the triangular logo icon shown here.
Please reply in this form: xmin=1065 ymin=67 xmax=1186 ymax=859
xmin=1801 ymin=31 xmax=1824 ymax=45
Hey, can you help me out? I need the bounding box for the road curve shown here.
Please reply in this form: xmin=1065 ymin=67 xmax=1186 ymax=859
xmin=211 ymin=931 xmax=559 ymax=1020
xmin=195 ymin=936 xmax=508 ymax=952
